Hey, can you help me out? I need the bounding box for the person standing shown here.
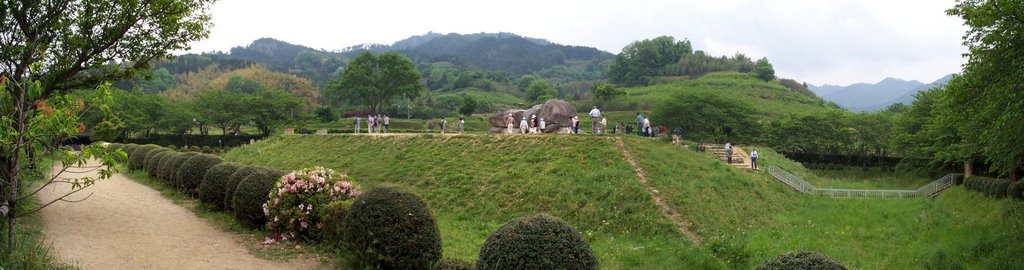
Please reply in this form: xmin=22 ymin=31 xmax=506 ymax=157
xmin=376 ymin=114 xmax=383 ymax=133
xmin=458 ymin=117 xmax=465 ymax=134
xmin=589 ymin=106 xmax=601 ymax=134
xmin=725 ymin=143 xmax=733 ymax=164
xmin=635 ymin=112 xmax=643 ymax=128
xmin=642 ymin=116 xmax=651 ymax=137
xmin=750 ymin=147 xmax=759 ymax=170
xmin=441 ymin=118 xmax=448 ymax=134
xmin=354 ymin=116 xmax=361 ymax=134
xmin=539 ymin=117 xmax=546 ymax=133
xmin=383 ymin=115 xmax=390 ymax=133
xmin=529 ymin=115 xmax=537 ymax=134
xmin=367 ymin=114 xmax=375 ymax=134
xmin=506 ymin=113 xmax=515 ymax=133
xmin=519 ymin=117 xmax=528 ymax=134
xmin=600 ymin=116 xmax=607 ymax=135
xmin=428 ymin=119 xmax=435 ymax=133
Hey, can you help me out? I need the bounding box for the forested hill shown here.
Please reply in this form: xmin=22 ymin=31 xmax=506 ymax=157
xmin=166 ymin=32 xmax=614 ymax=86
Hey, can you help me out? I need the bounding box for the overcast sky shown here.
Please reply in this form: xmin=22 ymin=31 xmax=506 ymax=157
xmin=185 ymin=0 xmax=967 ymax=86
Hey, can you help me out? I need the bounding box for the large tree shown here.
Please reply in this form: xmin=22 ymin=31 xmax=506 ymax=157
xmin=607 ymin=36 xmax=693 ymax=86
xmin=945 ymin=0 xmax=1024 ymax=177
xmin=327 ymin=51 xmax=424 ymax=113
xmin=652 ymin=92 xmax=759 ymax=143
xmin=753 ymin=57 xmax=775 ymax=82
xmin=0 ymin=0 xmax=214 ymax=250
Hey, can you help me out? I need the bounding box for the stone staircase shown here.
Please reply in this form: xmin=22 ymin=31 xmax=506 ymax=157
xmin=705 ymin=144 xmax=751 ymax=169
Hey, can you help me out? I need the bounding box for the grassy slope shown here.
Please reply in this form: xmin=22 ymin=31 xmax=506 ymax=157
xmin=624 ymin=137 xmax=1024 ymax=269
xmin=223 ymin=134 xmax=1023 ymax=269
xmin=222 ymin=134 xmax=722 ymax=269
xmin=621 ymin=72 xmax=834 ymax=117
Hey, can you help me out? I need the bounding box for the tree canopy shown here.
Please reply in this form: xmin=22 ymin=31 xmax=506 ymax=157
xmin=753 ymin=57 xmax=775 ymax=82
xmin=607 ymin=36 xmax=693 ymax=86
xmin=327 ymin=52 xmax=425 ymax=113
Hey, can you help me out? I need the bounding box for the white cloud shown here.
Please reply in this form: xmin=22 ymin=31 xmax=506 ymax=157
xmin=185 ymin=0 xmax=967 ymax=86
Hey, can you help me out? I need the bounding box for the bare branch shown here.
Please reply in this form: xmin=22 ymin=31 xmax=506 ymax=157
xmin=17 ymin=185 xmax=95 ymax=218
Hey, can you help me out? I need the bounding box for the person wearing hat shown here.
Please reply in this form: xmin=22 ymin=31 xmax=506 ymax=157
xmin=529 ymin=114 xmax=537 ymax=134
xmin=589 ymin=106 xmax=601 ymax=134
xmin=519 ymin=116 xmax=528 ymax=134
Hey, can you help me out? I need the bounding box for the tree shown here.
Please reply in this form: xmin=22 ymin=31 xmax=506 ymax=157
xmin=0 ymin=0 xmax=214 ymax=250
xmin=524 ymin=79 xmax=557 ymax=103
xmin=753 ymin=57 xmax=775 ymax=82
xmin=225 ymin=75 xmax=265 ymax=94
xmin=326 ymin=52 xmax=424 ymax=113
xmin=607 ymin=36 xmax=693 ymax=86
xmin=315 ymin=106 xmax=336 ymax=123
xmin=247 ymin=89 xmax=302 ymax=136
xmin=592 ymin=82 xmax=625 ymax=101
xmin=945 ymin=0 xmax=1024 ymax=175
xmin=652 ymin=93 xmax=760 ymax=143
xmin=192 ymin=90 xmax=250 ymax=135
xmin=458 ymin=94 xmax=478 ymax=116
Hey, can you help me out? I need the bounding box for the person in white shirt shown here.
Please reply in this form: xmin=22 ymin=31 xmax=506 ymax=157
xmin=440 ymin=118 xmax=447 ymax=134
xmin=599 ymin=116 xmax=607 ymax=135
xmin=519 ymin=117 xmax=528 ymax=134
xmin=506 ymin=113 xmax=515 ymax=133
xmin=354 ymin=116 xmax=361 ymax=134
xmin=458 ymin=117 xmax=465 ymax=134
xmin=539 ymin=117 xmax=546 ymax=133
xmin=750 ymin=147 xmax=759 ymax=170
xmin=589 ymin=106 xmax=601 ymax=134
xmin=367 ymin=115 xmax=375 ymax=134
xmin=382 ymin=115 xmax=390 ymax=133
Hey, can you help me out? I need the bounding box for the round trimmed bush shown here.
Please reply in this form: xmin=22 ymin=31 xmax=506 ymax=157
xmin=148 ymin=151 xmax=175 ymax=178
xmin=189 ymin=145 xmax=201 ymax=152
xmin=127 ymin=145 xmax=160 ymax=170
xmin=319 ymin=200 xmax=351 ymax=245
xmin=756 ymin=251 xmax=847 ymax=270
xmin=159 ymin=152 xmax=198 ymax=185
xmin=224 ymin=166 xmax=262 ymax=210
xmin=121 ymin=144 xmax=139 ymax=157
xmin=201 ymin=146 xmax=213 ymax=153
xmin=232 ymin=167 xmax=285 ymax=228
xmin=198 ymin=162 xmax=243 ymax=210
xmin=143 ymin=148 xmax=173 ymax=176
xmin=343 ymin=187 xmax=441 ymax=269
xmin=476 ymin=214 xmax=597 ymax=270
xmin=1008 ymin=182 xmax=1024 ymax=200
xmin=175 ymin=154 xmax=223 ymax=196
xmin=995 ymin=180 xmax=1012 ymax=198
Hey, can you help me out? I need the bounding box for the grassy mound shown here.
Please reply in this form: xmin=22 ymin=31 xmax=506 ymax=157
xmin=223 ymin=135 xmax=1024 ymax=269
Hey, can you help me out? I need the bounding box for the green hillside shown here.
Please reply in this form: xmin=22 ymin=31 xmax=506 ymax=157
xmin=222 ymin=135 xmax=1024 ymax=269
xmin=619 ymin=72 xmax=835 ymax=116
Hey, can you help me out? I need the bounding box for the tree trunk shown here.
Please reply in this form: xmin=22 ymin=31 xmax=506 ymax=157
xmin=1 ymin=155 xmax=17 ymax=251
xmin=964 ymin=160 xmax=974 ymax=179
xmin=1011 ymin=166 xmax=1021 ymax=182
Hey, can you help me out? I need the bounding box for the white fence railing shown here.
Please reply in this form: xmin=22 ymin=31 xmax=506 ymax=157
xmin=766 ymin=165 xmax=956 ymax=199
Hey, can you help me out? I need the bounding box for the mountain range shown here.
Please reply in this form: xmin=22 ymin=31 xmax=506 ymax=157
xmin=810 ymin=74 xmax=954 ymax=111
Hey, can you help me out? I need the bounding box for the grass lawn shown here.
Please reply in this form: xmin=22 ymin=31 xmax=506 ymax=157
xmin=805 ymin=168 xmax=936 ymax=190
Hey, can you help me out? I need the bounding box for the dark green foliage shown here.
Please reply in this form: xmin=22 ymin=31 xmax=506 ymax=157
xmin=318 ymin=200 xmax=351 ymax=246
xmin=200 ymin=146 xmax=213 ymax=153
xmin=433 ymin=258 xmax=474 ymax=270
xmin=120 ymin=144 xmax=139 ymax=157
xmin=175 ymin=154 xmax=223 ymax=196
xmin=753 ymin=57 xmax=775 ymax=82
xmin=198 ymin=162 xmax=243 ymax=210
xmin=343 ymin=187 xmax=442 ymax=269
xmin=995 ymin=180 xmax=1012 ymax=198
xmin=189 ymin=146 xmax=201 ymax=152
xmin=652 ymin=92 xmax=759 ymax=143
xmin=1007 ymin=182 xmax=1023 ymax=200
xmin=476 ymin=214 xmax=597 ymax=270
xmin=127 ymin=145 xmax=160 ymax=170
xmin=159 ymin=152 xmax=198 ymax=185
xmin=224 ymin=166 xmax=261 ymax=210
xmin=756 ymin=251 xmax=847 ymax=270
xmin=232 ymin=167 xmax=285 ymax=228
xmin=147 ymin=151 xmax=175 ymax=178
xmin=607 ymin=36 xmax=692 ymax=86
xmin=952 ymin=174 xmax=964 ymax=185
xmin=143 ymin=148 xmax=173 ymax=177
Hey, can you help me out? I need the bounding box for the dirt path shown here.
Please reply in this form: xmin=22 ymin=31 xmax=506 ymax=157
xmin=38 ymin=160 xmax=325 ymax=270
xmin=612 ymin=137 xmax=703 ymax=245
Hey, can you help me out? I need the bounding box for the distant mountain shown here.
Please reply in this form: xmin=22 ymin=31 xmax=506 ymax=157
xmin=810 ymin=74 xmax=953 ymax=112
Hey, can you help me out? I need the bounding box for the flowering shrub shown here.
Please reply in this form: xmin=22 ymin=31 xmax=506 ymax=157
xmin=263 ymin=167 xmax=359 ymax=241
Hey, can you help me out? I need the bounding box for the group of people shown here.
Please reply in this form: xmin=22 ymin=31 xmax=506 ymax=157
xmin=427 ymin=117 xmax=466 ymax=134
xmin=503 ymin=106 xmax=610 ymax=135
xmin=719 ymin=142 xmax=760 ymax=170
xmin=353 ymin=114 xmax=390 ymax=134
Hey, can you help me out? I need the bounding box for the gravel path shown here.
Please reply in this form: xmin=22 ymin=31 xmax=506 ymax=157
xmin=38 ymin=160 xmax=325 ymax=269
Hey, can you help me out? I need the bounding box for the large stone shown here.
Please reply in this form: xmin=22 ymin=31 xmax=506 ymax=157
xmin=488 ymin=99 xmax=578 ymax=133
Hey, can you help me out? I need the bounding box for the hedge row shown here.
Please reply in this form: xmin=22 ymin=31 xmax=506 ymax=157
xmin=964 ymin=176 xmax=1024 ymax=200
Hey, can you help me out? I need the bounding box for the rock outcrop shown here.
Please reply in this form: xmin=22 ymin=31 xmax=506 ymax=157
xmin=487 ymin=99 xmax=578 ymax=133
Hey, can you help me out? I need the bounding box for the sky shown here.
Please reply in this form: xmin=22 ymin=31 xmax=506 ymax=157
xmin=184 ymin=0 xmax=968 ymax=86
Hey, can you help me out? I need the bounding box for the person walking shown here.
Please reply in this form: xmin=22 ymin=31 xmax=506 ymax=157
xmin=376 ymin=114 xmax=383 ymax=133
xmin=458 ymin=117 xmax=465 ymax=134
xmin=589 ymin=106 xmax=601 ymax=134
xmin=354 ymin=115 xmax=361 ymax=134
xmin=600 ymin=116 xmax=607 ymax=135
xmin=383 ymin=115 xmax=390 ymax=133
xmin=506 ymin=113 xmax=515 ymax=133
xmin=440 ymin=118 xmax=447 ymax=134
xmin=519 ymin=117 xmax=529 ymax=134
xmin=750 ymin=147 xmax=759 ymax=170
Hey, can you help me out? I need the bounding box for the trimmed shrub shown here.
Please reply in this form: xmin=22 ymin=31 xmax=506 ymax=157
xmin=198 ymin=162 xmax=243 ymax=210
xmin=995 ymin=180 xmax=1012 ymax=198
xmin=127 ymin=145 xmax=160 ymax=170
xmin=143 ymin=148 xmax=173 ymax=176
xmin=225 ymin=166 xmax=262 ymax=210
xmin=121 ymin=144 xmax=139 ymax=157
xmin=148 ymin=151 xmax=175 ymax=178
xmin=159 ymin=152 xmax=198 ymax=185
xmin=343 ymin=187 xmax=442 ymax=269
xmin=189 ymin=145 xmax=201 ymax=152
xmin=319 ymin=200 xmax=352 ymax=246
xmin=232 ymin=167 xmax=285 ymax=228
xmin=201 ymin=145 xmax=213 ymax=153
xmin=265 ymin=167 xmax=359 ymax=241
xmin=175 ymin=154 xmax=223 ymax=196
xmin=1008 ymin=182 xmax=1024 ymax=200
xmin=433 ymin=258 xmax=474 ymax=270
xmin=476 ymin=214 xmax=597 ymax=270
xmin=756 ymin=251 xmax=847 ymax=270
